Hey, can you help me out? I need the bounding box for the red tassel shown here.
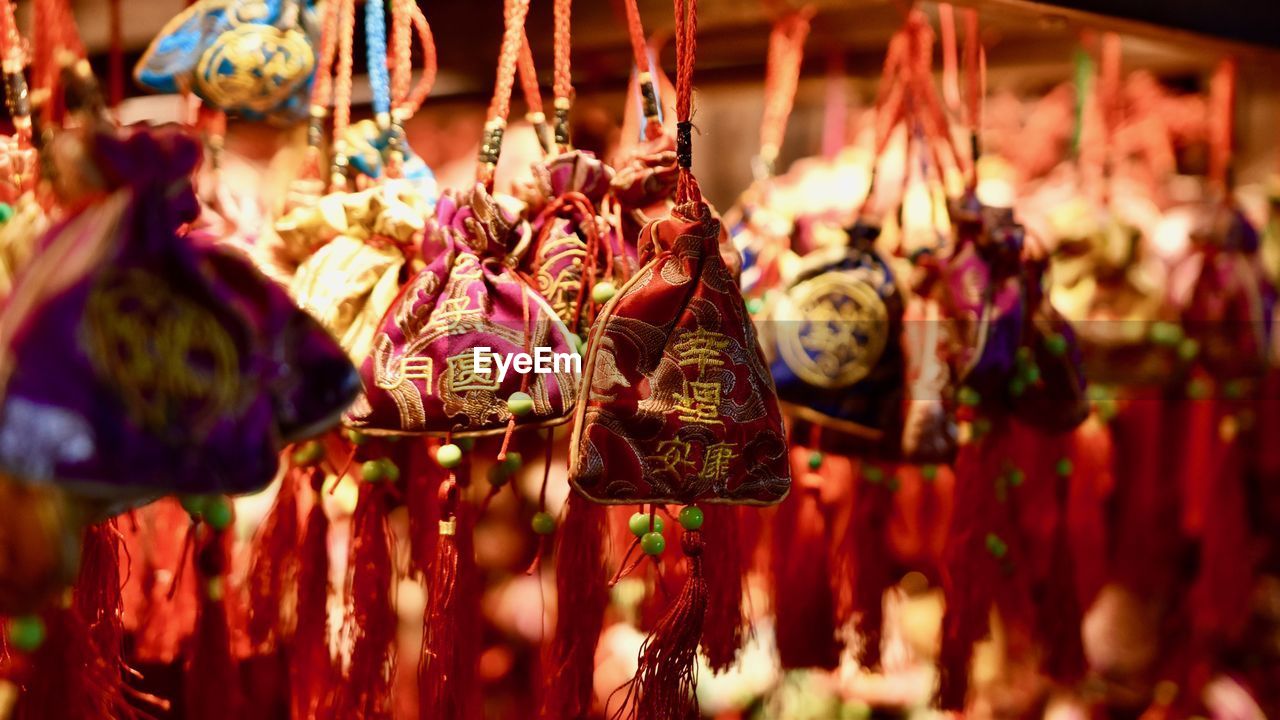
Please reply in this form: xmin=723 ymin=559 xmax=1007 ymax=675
xmin=14 ymin=521 xmax=129 ymax=720
xmin=120 ymin=498 xmax=199 ymax=664
xmin=247 ymin=468 xmax=301 ymax=653
xmin=771 ymin=464 xmax=840 ymax=669
xmin=185 ymin=523 xmax=243 ymax=720
xmin=698 ymin=504 xmax=746 ymax=673
xmin=1066 ymin=416 xmax=1111 ymax=613
xmin=540 ymin=492 xmax=609 ymax=719
xmin=615 ymin=530 xmax=708 ymax=720
xmin=937 ymin=419 xmax=1019 ymax=710
xmin=291 ymin=472 xmax=335 ymax=720
xmin=406 ymin=442 xmax=444 ymax=579
xmin=848 ymin=461 xmax=897 ymax=670
xmin=1189 ymin=400 xmax=1256 ymax=646
xmin=422 ymin=474 xmax=481 ymax=712
xmin=336 ymin=483 xmax=397 ymax=719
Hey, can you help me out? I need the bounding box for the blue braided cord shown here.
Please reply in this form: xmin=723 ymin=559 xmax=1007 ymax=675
xmin=365 ymin=0 xmax=390 ymax=116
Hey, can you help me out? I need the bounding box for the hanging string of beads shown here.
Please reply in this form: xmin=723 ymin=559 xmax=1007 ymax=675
xmin=329 ymin=0 xmax=356 ymax=189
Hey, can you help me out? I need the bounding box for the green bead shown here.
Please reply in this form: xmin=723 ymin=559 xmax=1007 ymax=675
xmin=862 ymin=466 xmax=884 ymax=484
xmin=985 ymin=533 xmax=1008 ymax=559
xmin=7 ymin=615 xmax=45 ymax=652
xmin=958 ymin=386 xmax=981 ymax=407
xmin=678 ymin=506 xmax=704 ymax=531
xmin=746 ymin=298 xmax=764 ymax=315
xmin=886 ymin=476 xmax=900 ymax=492
xmin=972 ymin=418 xmax=992 ymax=436
xmin=921 ymin=465 xmax=939 ymax=481
xmin=1150 ymin=321 xmax=1183 ymax=346
xmin=203 ymin=496 xmax=233 ymax=531
xmin=502 ymin=451 xmax=523 ymax=472
xmin=1044 ymin=332 xmax=1069 ymax=357
xmin=569 ymin=333 xmax=586 ymax=355
xmin=1224 ymin=379 xmax=1245 ymax=400
xmin=1009 ymin=377 xmax=1026 ymax=397
xmin=291 ymin=441 xmax=325 ymax=467
xmin=640 ymin=531 xmax=666 ymax=555
xmin=507 ymin=392 xmax=534 ymax=417
xmin=344 ymin=428 xmax=368 ymax=445
xmin=531 ymin=511 xmax=556 ymax=535
xmin=1015 ymin=346 xmax=1033 ymax=365
xmin=487 ymin=464 xmax=511 ymax=486
xmin=180 ymin=494 xmax=208 ymax=518
xmin=436 ymin=443 xmax=463 ymax=469
xmin=456 ymin=437 xmax=476 ymax=451
xmin=629 ymin=512 xmax=664 ymax=537
xmin=591 ymin=281 xmax=617 ymax=304
xmin=1055 ymin=458 xmax=1073 ymax=477
xmin=1023 ymin=364 xmax=1041 ymax=384
xmin=361 ymin=459 xmax=386 ymax=482
xmin=807 ymin=451 xmax=824 ymax=470
xmin=0 ymin=203 xmax=13 ymax=225
xmin=1007 ymin=468 xmax=1025 ymax=486
xmin=1177 ymin=338 xmax=1200 ymax=362
xmin=380 ymin=458 xmax=401 ymax=483
xmin=1187 ymin=378 xmax=1210 ymax=400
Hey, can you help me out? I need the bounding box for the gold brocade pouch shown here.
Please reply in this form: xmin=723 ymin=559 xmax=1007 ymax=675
xmin=287 ymin=181 xmax=429 ymax=362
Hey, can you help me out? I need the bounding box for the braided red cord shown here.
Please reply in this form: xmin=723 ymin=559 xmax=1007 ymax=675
xmin=673 ymin=0 xmax=699 ymax=206
xmin=552 ymin=0 xmax=573 ymax=104
xmin=622 ymin=0 xmax=649 ymax=73
xmin=403 ymin=4 xmax=437 ymax=112
xmin=962 ymin=8 xmax=983 ymax=184
xmin=938 ymin=3 xmax=959 ymax=114
xmin=518 ymin=30 xmax=544 ymax=117
xmin=1209 ymin=57 xmax=1236 ymax=192
xmin=333 ymin=0 xmax=356 ymax=142
xmin=489 ymin=0 xmax=532 ymax=125
xmin=390 ymin=0 xmax=410 ymax=110
xmin=758 ymin=9 xmax=812 ymax=170
xmin=309 ymin=0 xmax=341 ymax=110
xmin=0 ymin=0 xmax=21 ymax=72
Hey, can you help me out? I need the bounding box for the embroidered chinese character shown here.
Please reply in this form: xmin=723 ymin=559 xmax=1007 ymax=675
xmin=673 ymin=380 xmax=724 ymax=426
xmin=648 ymin=437 xmax=695 ymax=475
xmin=673 ymin=328 xmax=730 ymax=375
xmin=699 ymin=441 xmax=737 ymax=487
xmin=446 ymin=352 xmax=499 ymax=392
xmin=429 ymin=296 xmax=482 ymax=333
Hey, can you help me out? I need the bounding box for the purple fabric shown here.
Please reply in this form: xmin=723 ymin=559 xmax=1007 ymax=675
xmin=0 ymin=125 xmax=355 ymax=507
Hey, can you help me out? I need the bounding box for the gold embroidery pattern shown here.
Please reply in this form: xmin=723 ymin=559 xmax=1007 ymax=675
xmin=670 ymin=328 xmax=731 ymax=427
xmin=647 ymin=437 xmax=694 ymax=476
xmin=195 ymin=22 xmax=314 ymax=114
xmin=82 ymin=268 xmax=240 ymax=438
xmin=776 ymin=272 xmax=889 ymax=389
xmin=445 ymin=352 xmax=499 ymax=392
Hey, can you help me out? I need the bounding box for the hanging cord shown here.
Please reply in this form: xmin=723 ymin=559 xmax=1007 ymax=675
xmin=756 ymin=7 xmax=813 ymax=180
xmin=961 ymin=7 xmax=984 ymax=188
xmin=1209 ymin=58 xmax=1236 ymax=196
xmin=108 ymin=0 xmax=123 ymax=111
xmin=329 ymin=0 xmax=357 ymax=190
xmin=820 ymin=51 xmax=846 ymax=160
xmin=29 ymin=0 xmax=84 ymax=127
xmin=938 ymin=3 xmax=960 ymax=115
xmin=381 ymin=0 xmax=437 ymax=177
xmin=301 ymin=0 xmax=341 ymax=180
xmin=673 ymin=0 xmax=700 ymax=207
xmin=477 ymin=0 xmax=533 ymax=188
xmin=551 ymin=0 xmax=573 ymax=150
xmin=0 ymin=0 xmax=31 ymax=148
xmin=517 ymin=29 xmax=553 ymax=153
xmin=366 ymin=0 xmax=390 ymax=123
xmin=856 ymin=11 xmax=960 ymax=218
xmin=622 ymin=0 xmax=662 ymax=139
